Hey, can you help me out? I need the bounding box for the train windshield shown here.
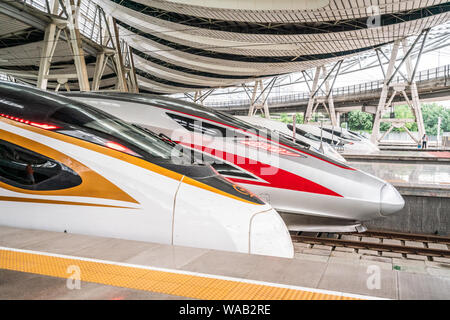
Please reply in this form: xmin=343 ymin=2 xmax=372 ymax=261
xmin=0 ymin=82 xmax=188 ymax=163
xmin=321 ymin=127 xmax=360 ymax=141
xmin=285 ymin=124 xmax=321 ymax=142
xmin=346 ymin=129 xmax=368 ymax=140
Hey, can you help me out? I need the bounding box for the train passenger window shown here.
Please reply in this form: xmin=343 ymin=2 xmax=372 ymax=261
xmin=166 ymin=113 xmax=248 ymax=138
xmin=0 ymin=140 xmax=82 ymax=191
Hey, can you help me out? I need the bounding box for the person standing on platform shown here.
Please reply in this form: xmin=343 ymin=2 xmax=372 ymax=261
xmin=422 ymin=134 xmax=428 ymax=149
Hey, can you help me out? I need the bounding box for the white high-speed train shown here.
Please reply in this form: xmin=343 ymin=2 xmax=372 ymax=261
xmin=235 ymin=116 xmax=346 ymax=163
xmin=0 ymin=82 xmax=294 ymax=258
xmin=290 ymin=124 xmax=379 ymax=154
xmin=66 ymin=92 xmax=405 ymax=232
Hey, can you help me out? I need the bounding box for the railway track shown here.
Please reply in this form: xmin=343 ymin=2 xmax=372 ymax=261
xmin=349 ymin=230 xmax=450 ymax=244
xmin=291 ymin=230 xmax=450 ymax=258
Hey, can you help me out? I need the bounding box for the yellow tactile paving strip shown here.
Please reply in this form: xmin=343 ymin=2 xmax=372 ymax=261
xmin=0 ymin=248 xmax=361 ymax=300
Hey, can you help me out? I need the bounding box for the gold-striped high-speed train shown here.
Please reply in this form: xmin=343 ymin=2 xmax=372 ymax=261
xmin=0 ymin=82 xmax=294 ymax=258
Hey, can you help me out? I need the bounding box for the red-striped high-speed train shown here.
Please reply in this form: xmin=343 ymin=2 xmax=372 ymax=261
xmin=66 ymin=92 xmax=405 ymax=232
xmin=235 ymin=115 xmax=346 ymax=163
xmin=0 ymin=82 xmax=294 ymax=258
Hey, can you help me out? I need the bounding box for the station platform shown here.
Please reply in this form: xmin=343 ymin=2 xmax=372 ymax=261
xmin=345 ymin=152 xmax=450 ymax=235
xmin=348 ymin=160 xmax=450 ymax=197
xmin=343 ymin=149 xmax=450 ymax=196
xmin=379 ymin=144 xmax=450 ymax=152
xmin=1 ymin=226 xmax=449 ymax=300
xmin=343 ymin=150 xmax=450 ymax=163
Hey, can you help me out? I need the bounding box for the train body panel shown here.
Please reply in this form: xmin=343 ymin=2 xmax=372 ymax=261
xmin=67 ymin=92 xmax=404 ymax=226
xmin=0 ymin=82 xmax=294 ymax=258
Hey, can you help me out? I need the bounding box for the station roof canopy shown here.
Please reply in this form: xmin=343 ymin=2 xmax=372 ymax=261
xmin=0 ymin=0 xmax=449 ymax=93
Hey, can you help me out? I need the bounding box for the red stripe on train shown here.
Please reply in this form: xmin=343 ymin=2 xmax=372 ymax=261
xmin=160 ymin=107 xmax=354 ymax=170
xmin=180 ymin=142 xmax=342 ymax=198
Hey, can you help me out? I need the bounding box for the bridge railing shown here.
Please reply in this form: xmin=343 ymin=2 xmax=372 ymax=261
xmin=206 ymin=64 xmax=450 ymax=110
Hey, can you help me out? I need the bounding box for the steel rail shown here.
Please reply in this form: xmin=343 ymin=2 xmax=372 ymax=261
xmin=291 ymin=235 xmax=450 ymax=257
xmin=349 ymin=230 xmax=450 ymax=244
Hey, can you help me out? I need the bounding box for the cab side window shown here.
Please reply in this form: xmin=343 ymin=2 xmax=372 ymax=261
xmin=0 ymin=140 xmax=82 ymax=191
xmin=192 ymin=150 xmax=257 ymax=181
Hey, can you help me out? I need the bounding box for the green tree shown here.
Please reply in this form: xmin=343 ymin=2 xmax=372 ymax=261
xmin=422 ymin=103 xmax=450 ymax=135
xmin=378 ymin=103 xmax=449 ymax=134
xmin=379 ymin=104 xmax=417 ymax=132
xmin=347 ymin=110 xmax=373 ymax=131
xmin=274 ymin=103 xmax=450 ymax=135
xmin=278 ymin=113 xmax=304 ymax=124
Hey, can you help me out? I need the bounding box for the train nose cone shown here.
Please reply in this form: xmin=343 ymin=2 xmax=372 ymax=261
xmin=250 ymin=209 xmax=294 ymax=258
xmin=380 ymin=183 xmax=405 ymax=216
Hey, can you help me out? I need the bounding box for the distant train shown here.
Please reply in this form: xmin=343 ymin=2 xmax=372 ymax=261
xmin=66 ymin=92 xmax=405 ymax=232
xmin=288 ymin=124 xmax=379 ymax=154
xmin=0 ymin=82 xmax=294 ymax=258
xmin=235 ymin=116 xmax=346 ymax=162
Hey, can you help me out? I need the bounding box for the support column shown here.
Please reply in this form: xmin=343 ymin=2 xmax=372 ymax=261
xmin=91 ymin=49 xmax=113 ymax=91
xmin=247 ymin=78 xmax=276 ymax=119
xmin=305 ymin=66 xmax=320 ymax=122
xmin=128 ymin=45 xmax=139 ymax=93
xmin=37 ymin=0 xmax=63 ymax=90
xmin=262 ymin=100 xmax=270 ymax=119
xmin=92 ymin=53 xmax=105 ymax=91
xmin=323 ymin=65 xmax=337 ymax=126
xmin=248 ymin=81 xmax=259 ymax=116
xmin=66 ymin=0 xmax=90 ymax=91
xmin=111 ymin=18 xmax=128 ymax=92
xmin=402 ymin=38 xmax=425 ymax=139
xmin=371 ymin=30 xmax=428 ymax=145
xmin=370 ymin=40 xmax=400 ymax=144
xmin=37 ymin=24 xmax=58 ymax=89
xmin=305 ymin=61 xmax=341 ymax=124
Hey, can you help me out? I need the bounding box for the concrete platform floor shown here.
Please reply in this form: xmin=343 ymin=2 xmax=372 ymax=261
xmin=344 ymin=150 xmax=450 ymax=162
xmin=348 ymin=161 xmax=450 ymax=190
xmin=343 ymin=150 xmax=450 ymax=197
xmin=379 ymin=145 xmax=450 ymax=152
xmin=1 ymin=226 xmax=449 ymax=300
